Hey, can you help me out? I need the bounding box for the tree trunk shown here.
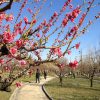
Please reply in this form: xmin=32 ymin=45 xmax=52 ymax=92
xmin=59 ymin=73 xmax=63 ymax=86
xmin=71 ymin=71 xmax=75 ymax=79
xmin=90 ymin=67 xmax=96 ymax=87
xmin=0 ymin=81 xmax=12 ymax=92
xmin=90 ymin=78 xmax=93 ymax=87
xmin=59 ymin=77 xmax=63 ymax=86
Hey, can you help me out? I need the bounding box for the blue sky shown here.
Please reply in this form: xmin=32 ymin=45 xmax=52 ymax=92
xmin=1 ymin=0 xmax=100 ymax=61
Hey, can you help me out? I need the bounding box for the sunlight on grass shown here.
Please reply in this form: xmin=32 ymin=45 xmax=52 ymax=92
xmin=45 ymin=77 xmax=100 ymax=100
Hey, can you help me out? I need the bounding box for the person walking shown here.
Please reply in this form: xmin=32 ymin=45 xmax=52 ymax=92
xmin=43 ymin=70 xmax=47 ymax=80
xmin=35 ymin=68 xmax=40 ymax=83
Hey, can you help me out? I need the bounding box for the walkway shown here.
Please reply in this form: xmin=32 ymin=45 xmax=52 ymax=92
xmin=9 ymin=76 xmax=54 ymax=100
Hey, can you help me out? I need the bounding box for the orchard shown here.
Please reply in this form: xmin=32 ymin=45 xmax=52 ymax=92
xmin=0 ymin=0 xmax=100 ymax=92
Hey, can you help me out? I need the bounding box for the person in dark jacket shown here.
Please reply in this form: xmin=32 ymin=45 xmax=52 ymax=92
xmin=36 ymin=68 xmax=40 ymax=83
xmin=43 ymin=70 xmax=47 ymax=80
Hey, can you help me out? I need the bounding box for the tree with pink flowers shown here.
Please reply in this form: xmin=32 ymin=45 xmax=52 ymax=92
xmin=0 ymin=0 xmax=100 ymax=91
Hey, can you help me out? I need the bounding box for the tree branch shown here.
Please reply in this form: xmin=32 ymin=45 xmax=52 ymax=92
xmin=0 ymin=0 xmax=13 ymax=12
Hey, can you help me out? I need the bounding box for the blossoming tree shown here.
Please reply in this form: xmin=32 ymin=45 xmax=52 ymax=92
xmin=0 ymin=0 xmax=100 ymax=91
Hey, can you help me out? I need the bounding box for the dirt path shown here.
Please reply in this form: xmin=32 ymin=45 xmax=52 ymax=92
xmin=9 ymin=76 xmax=54 ymax=100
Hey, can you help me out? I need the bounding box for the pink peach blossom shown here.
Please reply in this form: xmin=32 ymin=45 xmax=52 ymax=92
xmin=0 ymin=59 xmax=4 ymax=64
xmin=16 ymin=39 xmax=23 ymax=48
xmin=15 ymin=82 xmax=22 ymax=88
xmin=27 ymin=8 xmax=33 ymax=14
xmin=75 ymin=42 xmax=80 ymax=49
xmin=10 ymin=47 xmax=17 ymax=55
xmin=24 ymin=17 xmax=28 ymax=24
xmin=67 ymin=50 xmax=71 ymax=55
xmin=6 ymin=14 xmax=14 ymax=21
xmin=3 ymin=31 xmax=14 ymax=43
xmin=19 ymin=60 xmax=26 ymax=65
xmin=36 ymin=33 xmax=40 ymax=37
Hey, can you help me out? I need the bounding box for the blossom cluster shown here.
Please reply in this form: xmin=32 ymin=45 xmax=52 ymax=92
xmin=69 ymin=60 xmax=78 ymax=69
xmin=50 ymin=48 xmax=62 ymax=57
xmin=62 ymin=6 xmax=81 ymax=27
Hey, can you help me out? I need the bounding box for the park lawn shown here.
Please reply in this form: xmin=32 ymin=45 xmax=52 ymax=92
xmin=45 ymin=77 xmax=100 ymax=100
xmin=17 ymin=74 xmax=35 ymax=82
xmin=0 ymin=74 xmax=35 ymax=100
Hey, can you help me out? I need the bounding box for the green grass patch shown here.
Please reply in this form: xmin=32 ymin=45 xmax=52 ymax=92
xmin=45 ymin=77 xmax=100 ymax=100
xmin=17 ymin=74 xmax=35 ymax=82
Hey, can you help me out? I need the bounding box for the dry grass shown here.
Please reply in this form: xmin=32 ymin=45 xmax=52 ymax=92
xmin=45 ymin=77 xmax=100 ymax=100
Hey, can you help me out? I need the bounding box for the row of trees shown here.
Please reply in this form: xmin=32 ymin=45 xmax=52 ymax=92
xmin=0 ymin=0 xmax=100 ymax=91
xmin=78 ymin=48 xmax=100 ymax=87
xmin=54 ymin=47 xmax=100 ymax=87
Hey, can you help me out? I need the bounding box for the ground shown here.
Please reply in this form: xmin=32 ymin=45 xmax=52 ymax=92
xmin=45 ymin=77 xmax=100 ymax=100
xmin=0 ymin=75 xmax=100 ymax=100
xmin=9 ymin=76 xmax=54 ymax=100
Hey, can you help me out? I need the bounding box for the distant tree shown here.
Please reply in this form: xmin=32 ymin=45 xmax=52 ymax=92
xmin=78 ymin=48 xmax=100 ymax=87
xmin=55 ymin=57 xmax=78 ymax=86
